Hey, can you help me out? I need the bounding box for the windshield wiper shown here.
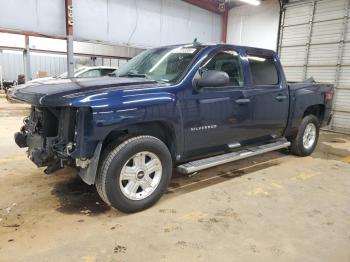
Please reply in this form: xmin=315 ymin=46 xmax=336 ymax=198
xmin=122 ymin=73 xmax=151 ymax=79
xmin=120 ymin=72 xmax=169 ymax=84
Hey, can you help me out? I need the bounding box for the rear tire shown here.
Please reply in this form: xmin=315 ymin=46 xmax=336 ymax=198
xmin=290 ymin=115 xmax=319 ymax=156
xmin=95 ymin=135 xmax=172 ymax=213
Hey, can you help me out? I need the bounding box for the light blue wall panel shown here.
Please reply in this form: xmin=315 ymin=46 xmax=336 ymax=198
xmin=73 ymin=0 xmax=222 ymax=47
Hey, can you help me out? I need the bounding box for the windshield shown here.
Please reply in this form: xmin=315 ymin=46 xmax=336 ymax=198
xmin=117 ymin=45 xmax=203 ymax=83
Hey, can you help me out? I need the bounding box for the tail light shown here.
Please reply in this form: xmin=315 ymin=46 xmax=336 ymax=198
xmin=324 ymin=92 xmax=333 ymax=101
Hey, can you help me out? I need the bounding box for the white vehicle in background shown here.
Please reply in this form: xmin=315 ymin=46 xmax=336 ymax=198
xmin=6 ymin=66 xmax=117 ymax=102
xmin=28 ymin=66 xmax=117 ymax=83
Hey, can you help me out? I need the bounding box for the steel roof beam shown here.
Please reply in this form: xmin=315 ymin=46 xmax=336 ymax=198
xmin=182 ymin=0 xmax=225 ymax=14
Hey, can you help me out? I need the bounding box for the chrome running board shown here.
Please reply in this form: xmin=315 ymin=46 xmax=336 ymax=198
xmin=177 ymin=138 xmax=290 ymax=174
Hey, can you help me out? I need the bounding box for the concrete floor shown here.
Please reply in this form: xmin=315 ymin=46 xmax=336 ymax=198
xmin=0 ymin=93 xmax=350 ymax=262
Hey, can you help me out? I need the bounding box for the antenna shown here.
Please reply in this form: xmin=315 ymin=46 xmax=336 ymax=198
xmin=193 ymin=38 xmax=200 ymax=45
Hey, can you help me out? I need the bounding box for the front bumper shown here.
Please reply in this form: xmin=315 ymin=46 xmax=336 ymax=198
xmin=14 ymin=106 xmax=77 ymax=173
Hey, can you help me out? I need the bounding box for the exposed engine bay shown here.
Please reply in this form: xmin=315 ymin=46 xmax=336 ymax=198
xmin=14 ymin=107 xmax=77 ymax=174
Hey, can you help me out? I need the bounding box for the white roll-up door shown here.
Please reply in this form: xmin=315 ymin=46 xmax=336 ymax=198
xmin=279 ymin=0 xmax=350 ymax=133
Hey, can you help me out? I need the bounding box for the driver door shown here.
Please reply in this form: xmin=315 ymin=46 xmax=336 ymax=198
xmin=181 ymin=48 xmax=252 ymax=156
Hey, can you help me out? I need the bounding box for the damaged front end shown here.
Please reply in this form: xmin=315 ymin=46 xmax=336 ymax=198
xmin=15 ymin=106 xmax=79 ymax=174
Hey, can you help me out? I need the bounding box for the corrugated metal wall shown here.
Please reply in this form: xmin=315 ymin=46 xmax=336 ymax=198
xmin=30 ymin=53 xmax=67 ymax=79
xmin=279 ymin=0 xmax=350 ymax=133
xmin=1 ymin=51 xmax=24 ymax=81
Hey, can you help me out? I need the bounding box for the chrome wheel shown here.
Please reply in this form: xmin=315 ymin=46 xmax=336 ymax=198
xmin=303 ymin=123 xmax=316 ymax=150
xmin=119 ymin=151 xmax=162 ymax=201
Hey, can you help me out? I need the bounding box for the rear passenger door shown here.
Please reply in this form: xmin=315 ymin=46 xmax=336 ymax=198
xmin=244 ymin=51 xmax=289 ymax=139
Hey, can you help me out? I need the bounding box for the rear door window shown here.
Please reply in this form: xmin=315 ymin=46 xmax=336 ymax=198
xmin=247 ymin=54 xmax=279 ymax=85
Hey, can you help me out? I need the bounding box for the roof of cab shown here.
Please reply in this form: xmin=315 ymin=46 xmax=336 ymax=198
xmin=153 ymin=42 xmax=277 ymax=56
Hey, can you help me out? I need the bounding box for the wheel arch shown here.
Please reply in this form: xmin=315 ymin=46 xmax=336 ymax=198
xmin=285 ymin=103 xmax=325 ymax=139
xmin=102 ymin=120 xmax=178 ymax=160
xmin=79 ymin=120 xmax=179 ymax=186
xmin=303 ymin=104 xmax=325 ymax=124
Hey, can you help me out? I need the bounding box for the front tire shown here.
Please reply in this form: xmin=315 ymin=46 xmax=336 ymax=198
xmin=95 ymin=136 xmax=172 ymax=213
xmin=290 ymin=115 xmax=319 ymax=156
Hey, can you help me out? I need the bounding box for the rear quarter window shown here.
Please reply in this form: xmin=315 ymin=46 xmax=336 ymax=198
xmin=248 ymin=55 xmax=279 ymax=85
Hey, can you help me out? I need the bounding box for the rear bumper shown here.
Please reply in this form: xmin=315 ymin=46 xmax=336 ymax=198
xmin=326 ymin=113 xmax=332 ymax=126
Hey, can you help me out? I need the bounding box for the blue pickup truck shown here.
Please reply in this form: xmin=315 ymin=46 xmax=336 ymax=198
xmin=11 ymin=43 xmax=334 ymax=213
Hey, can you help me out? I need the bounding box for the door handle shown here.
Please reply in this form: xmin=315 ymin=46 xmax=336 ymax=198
xmin=235 ymin=98 xmax=251 ymax=104
xmin=275 ymin=95 xmax=287 ymax=101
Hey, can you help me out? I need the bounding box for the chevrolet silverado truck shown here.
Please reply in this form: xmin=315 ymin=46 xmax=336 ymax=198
xmin=10 ymin=43 xmax=334 ymax=213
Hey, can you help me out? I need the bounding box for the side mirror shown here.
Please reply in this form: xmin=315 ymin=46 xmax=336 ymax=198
xmin=195 ymin=70 xmax=229 ymax=88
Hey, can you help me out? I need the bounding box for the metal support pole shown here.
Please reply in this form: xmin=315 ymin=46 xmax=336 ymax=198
xmin=66 ymin=35 xmax=74 ymax=77
xmin=0 ymin=49 xmax=3 ymax=90
xmin=303 ymin=0 xmax=316 ymax=80
xmin=23 ymin=35 xmax=31 ymax=82
xmin=221 ymin=9 xmax=228 ymax=43
xmin=334 ymin=1 xmax=349 ymax=87
xmin=65 ymin=0 xmax=74 ymax=77
xmin=330 ymin=0 xmax=350 ymax=130
xmin=277 ymin=4 xmax=286 ymax=55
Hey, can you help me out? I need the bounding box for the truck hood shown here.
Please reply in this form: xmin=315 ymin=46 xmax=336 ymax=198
xmin=10 ymin=77 xmax=160 ymax=107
